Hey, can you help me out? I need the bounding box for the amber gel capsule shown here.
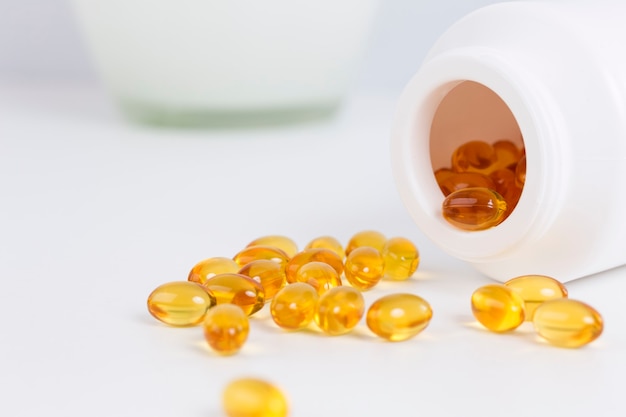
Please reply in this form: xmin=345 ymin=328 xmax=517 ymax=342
xmin=233 ymin=245 xmax=290 ymax=269
xmin=366 ymin=293 xmax=433 ymax=341
xmin=451 ymin=140 xmax=496 ymax=174
xmin=344 ymin=246 xmax=384 ymax=290
xmin=285 ymin=248 xmax=344 ymax=283
xmin=345 ymin=230 xmax=387 ymax=255
xmin=381 ymin=237 xmax=420 ymax=281
xmin=442 ymin=187 xmax=508 ymax=231
xmin=504 ymin=275 xmax=568 ymax=320
xmin=246 ymin=235 xmax=298 ymax=258
xmin=204 ymin=273 xmax=265 ymax=316
xmin=305 ymin=236 xmax=345 ymax=260
xmin=294 ymin=261 xmax=341 ymax=295
xmin=188 ymin=257 xmax=240 ymax=285
xmin=147 ymin=281 xmax=216 ymax=326
xmin=471 ymin=284 xmax=525 ymax=332
xmin=438 ymin=172 xmax=496 ymax=197
xmin=223 ymin=378 xmax=289 ymax=417
xmin=238 ymin=260 xmax=287 ymax=301
xmin=315 ymin=286 xmax=365 ymax=336
xmin=270 ymin=283 xmax=319 ymax=330
xmin=533 ymin=299 xmax=603 ymax=348
xmin=203 ymin=304 xmax=249 ymax=355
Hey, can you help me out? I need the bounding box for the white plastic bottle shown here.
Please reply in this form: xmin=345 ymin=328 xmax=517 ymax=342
xmin=391 ymin=0 xmax=626 ymax=282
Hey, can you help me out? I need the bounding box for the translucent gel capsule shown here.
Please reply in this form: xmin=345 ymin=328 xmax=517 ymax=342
xmin=451 ymin=140 xmax=496 ymax=174
xmin=515 ymin=154 xmax=527 ymax=187
xmin=285 ymin=248 xmax=344 ymax=284
xmin=366 ymin=293 xmax=433 ymax=341
xmin=442 ymin=187 xmax=508 ymax=231
xmin=471 ymin=284 xmax=525 ymax=332
xmin=438 ymin=172 xmax=495 ymax=197
xmin=238 ymin=260 xmax=286 ymax=301
xmin=204 ymin=273 xmax=265 ymax=316
xmin=203 ymin=304 xmax=249 ymax=355
xmin=489 ymin=168 xmax=522 ymax=214
xmin=381 ymin=237 xmax=420 ymax=281
xmin=270 ymin=283 xmax=319 ymax=330
xmin=533 ymin=299 xmax=603 ymax=348
xmin=233 ymin=245 xmax=290 ymax=268
xmin=246 ymin=235 xmax=298 ymax=258
xmin=345 ymin=230 xmax=387 ymax=255
xmin=315 ymin=286 xmax=365 ymax=336
xmin=434 ymin=167 xmax=455 ymax=185
xmin=344 ymin=246 xmax=384 ymax=290
xmin=223 ymin=378 xmax=289 ymax=417
xmin=492 ymin=139 xmax=521 ymax=171
xmin=305 ymin=236 xmax=346 ymax=260
xmin=188 ymin=257 xmax=240 ymax=285
xmin=294 ymin=261 xmax=341 ymax=295
xmin=147 ymin=281 xmax=216 ymax=326
xmin=504 ymin=275 xmax=568 ymax=320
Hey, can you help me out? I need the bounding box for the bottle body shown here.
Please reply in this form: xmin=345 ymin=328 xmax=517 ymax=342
xmin=392 ymin=0 xmax=626 ymax=282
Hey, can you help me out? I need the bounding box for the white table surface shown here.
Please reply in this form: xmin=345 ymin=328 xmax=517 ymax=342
xmin=1 ymin=81 xmax=625 ymax=417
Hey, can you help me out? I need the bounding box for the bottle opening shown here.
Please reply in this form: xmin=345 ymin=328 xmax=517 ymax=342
xmin=429 ymin=81 xmax=526 ymax=230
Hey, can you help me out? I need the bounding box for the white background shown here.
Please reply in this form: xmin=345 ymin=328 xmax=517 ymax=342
xmin=2 ymin=1 xmax=625 ymax=417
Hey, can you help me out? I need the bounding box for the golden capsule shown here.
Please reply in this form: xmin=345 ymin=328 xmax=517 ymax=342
xmin=381 ymin=237 xmax=419 ymax=281
xmin=442 ymin=187 xmax=508 ymax=231
xmin=147 ymin=281 xmax=216 ymax=326
xmin=285 ymin=248 xmax=344 ymax=284
xmin=533 ymin=299 xmax=603 ymax=348
xmin=238 ymin=260 xmax=286 ymax=301
xmin=204 ymin=273 xmax=265 ymax=316
xmin=434 ymin=167 xmax=455 ymax=185
xmin=451 ymin=140 xmax=496 ymax=174
xmin=188 ymin=257 xmax=240 ymax=285
xmin=246 ymin=235 xmax=298 ymax=258
xmin=305 ymin=236 xmax=346 ymax=260
xmin=345 ymin=230 xmax=386 ymax=255
xmin=504 ymin=275 xmax=568 ymax=320
xmin=315 ymin=287 xmax=365 ymax=336
xmin=489 ymin=168 xmax=522 ymax=214
xmin=203 ymin=304 xmax=249 ymax=355
xmin=270 ymin=283 xmax=319 ymax=330
xmin=438 ymin=172 xmax=495 ymax=197
xmin=344 ymin=246 xmax=384 ymax=290
xmin=471 ymin=284 xmax=525 ymax=332
xmin=492 ymin=139 xmax=521 ymax=171
xmin=233 ymin=245 xmax=290 ymax=269
xmin=366 ymin=293 xmax=433 ymax=341
xmin=294 ymin=261 xmax=341 ymax=295
xmin=515 ymin=154 xmax=527 ymax=187
xmin=223 ymin=378 xmax=289 ymax=417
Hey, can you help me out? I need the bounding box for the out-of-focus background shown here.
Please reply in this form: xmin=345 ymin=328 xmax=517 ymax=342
xmin=0 ymin=0 xmax=505 ymax=92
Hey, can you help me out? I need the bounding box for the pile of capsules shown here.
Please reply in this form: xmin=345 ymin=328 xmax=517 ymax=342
xmin=470 ymin=276 xmax=603 ymax=348
xmin=147 ymin=231 xmax=431 ymax=356
xmin=436 ymin=139 xmax=526 ymax=231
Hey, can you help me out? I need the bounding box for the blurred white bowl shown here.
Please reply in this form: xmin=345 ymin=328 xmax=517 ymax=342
xmin=72 ymin=0 xmax=379 ymax=126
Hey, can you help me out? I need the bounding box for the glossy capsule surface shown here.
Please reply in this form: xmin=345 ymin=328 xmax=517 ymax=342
xmin=223 ymin=378 xmax=289 ymax=417
xmin=492 ymin=139 xmax=521 ymax=171
xmin=451 ymin=140 xmax=496 ymax=174
xmin=504 ymin=275 xmax=568 ymax=320
xmin=188 ymin=257 xmax=240 ymax=285
xmin=442 ymin=187 xmax=508 ymax=231
xmin=305 ymin=236 xmax=345 ymax=260
xmin=285 ymin=248 xmax=344 ymax=283
xmin=489 ymin=168 xmax=522 ymax=214
xmin=471 ymin=284 xmax=525 ymax=332
xmin=294 ymin=261 xmax=341 ymax=295
xmin=233 ymin=245 xmax=290 ymax=269
xmin=246 ymin=235 xmax=298 ymax=258
xmin=345 ymin=230 xmax=387 ymax=255
xmin=147 ymin=281 xmax=216 ymax=326
xmin=315 ymin=287 xmax=364 ymax=335
xmin=344 ymin=246 xmax=384 ymax=290
xmin=366 ymin=293 xmax=432 ymax=341
xmin=381 ymin=237 xmax=419 ymax=281
xmin=238 ymin=260 xmax=286 ymax=301
xmin=533 ymin=299 xmax=603 ymax=348
xmin=204 ymin=273 xmax=265 ymax=316
xmin=438 ymin=172 xmax=495 ymax=197
xmin=203 ymin=304 xmax=249 ymax=355
xmin=270 ymin=283 xmax=319 ymax=330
